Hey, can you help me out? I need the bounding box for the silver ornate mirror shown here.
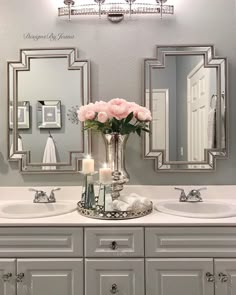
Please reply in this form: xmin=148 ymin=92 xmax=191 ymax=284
xmin=144 ymin=45 xmax=228 ymax=171
xmin=8 ymin=48 xmax=91 ymax=173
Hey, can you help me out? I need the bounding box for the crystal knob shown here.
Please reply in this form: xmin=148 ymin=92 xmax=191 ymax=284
xmin=110 ymin=283 xmax=118 ymax=294
xmin=16 ymin=273 xmax=24 ymax=283
xmin=110 ymin=241 xmax=118 ymax=250
xmin=2 ymin=273 xmax=12 ymax=282
xmin=206 ymin=272 xmax=215 ymax=282
xmin=218 ymin=272 xmax=228 ymax=283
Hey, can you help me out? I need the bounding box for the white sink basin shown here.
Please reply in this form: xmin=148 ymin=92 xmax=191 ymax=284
xmin=155 ymin=201 xmax=236 ymax=219
xmin=0 ymin=201 xmax=77 ymax=219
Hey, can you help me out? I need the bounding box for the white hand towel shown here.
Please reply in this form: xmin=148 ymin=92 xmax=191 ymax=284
xmin=113 ymin=200 xmax=132 ymax=211
xmin=207 ymin=108 xmax=216 ymax=148
xmin=129 ymin=193 xmax=152 ymax=207
xmin=42 ymin=137 xmax=57 ymax=170
xmin=119 ymin=195 xmax=141 ymax=210
xmin=10 ymin=137 xmax=23 ymax=159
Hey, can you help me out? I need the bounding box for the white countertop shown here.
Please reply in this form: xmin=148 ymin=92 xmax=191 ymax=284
xmin=1 ymin=185 xmax=236 ymax=226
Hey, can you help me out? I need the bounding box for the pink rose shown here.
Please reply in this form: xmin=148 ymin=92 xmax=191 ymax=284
xmin=97 ymin=112 xmax=109 ymax=123
xmin=77 ymin=106 xmax=87 ymax=122
xmin=127 ymin=102 xmax=140 ymax=116
xmin=94 ymin=101 xmax=108 ymax=113
xmin=85 ymin=110 xmax=96 ymax=120
xmin=136 ymin=106 xmax=152 ymax=121
xmin=108 ymin=98 xmax=130 ymax=120
xmin=77 ymin=103 xmax=95 ymax=122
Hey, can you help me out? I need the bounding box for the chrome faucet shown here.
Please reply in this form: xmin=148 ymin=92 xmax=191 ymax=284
xmin=29 ymin=188 xmax=61 ymax=203
xmin=175 ymin=187 xmax=207 ymax=202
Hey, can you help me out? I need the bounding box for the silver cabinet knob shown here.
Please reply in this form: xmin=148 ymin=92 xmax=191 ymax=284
xmin=110 ymin=241 xmax=118 ymax=250
xmin=2 ymin=273 xmax=12 ymax=282
xmin=218 ymin=272 xmax=228 ymax=283
xmin=16 ymin=273 xmax=24 ymax=283
xmin=110 ymin=283 xmax=118 ymax=294
xmin=206 ymin=272 xmax=215 ymax=282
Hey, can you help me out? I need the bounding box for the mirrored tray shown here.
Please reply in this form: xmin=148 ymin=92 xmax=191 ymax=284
xmin=77 ymin=201 xmax=153 ymax=220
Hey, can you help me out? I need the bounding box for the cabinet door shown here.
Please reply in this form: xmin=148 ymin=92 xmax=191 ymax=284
xmin=215 ymin=259 xmax=236 ymax=295
xmin=146 ymin=258 xmax=214 ymax=295
xmin=17 ymin=258 xmax=83 ymax=295
xmin=86 ymin=259 xmax=144 ymax=295
xmin=0 ymin=259 xmax=16 ymax=295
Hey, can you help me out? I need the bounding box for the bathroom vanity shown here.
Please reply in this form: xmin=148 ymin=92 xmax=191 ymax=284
xmin=1 ymin=214 xmax=236 ymax=295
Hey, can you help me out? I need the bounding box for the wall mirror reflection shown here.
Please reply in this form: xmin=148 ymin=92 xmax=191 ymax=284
xmin=8 ymin=48 xmax=91 ymax=173
xmin=144 ymin=45 xmax=228 ymax=171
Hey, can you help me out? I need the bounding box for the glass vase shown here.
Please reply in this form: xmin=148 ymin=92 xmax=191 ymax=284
xmin=102 ymin=133 xmax=130 ymax=200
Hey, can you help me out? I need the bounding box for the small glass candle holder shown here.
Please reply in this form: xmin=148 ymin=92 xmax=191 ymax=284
xmin=80 ymin=172 xmax=97 ymax=210
xmin=97 ymin=183 xmax=113 ymax=211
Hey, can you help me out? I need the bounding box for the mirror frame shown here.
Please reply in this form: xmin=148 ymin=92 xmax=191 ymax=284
xmin=143 ymin=45 xmax=228 ymax=172
xmin=7 ymin=48 xmax=91 ymax=174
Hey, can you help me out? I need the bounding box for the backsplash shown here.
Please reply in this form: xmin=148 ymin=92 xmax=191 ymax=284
xmin=0 ymin=0 xmax=236 ymax=185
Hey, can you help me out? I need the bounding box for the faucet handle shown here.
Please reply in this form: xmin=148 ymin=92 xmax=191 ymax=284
xmin=195 ymin=187 xmax=207 ymax=192
xmin=50 ymin=187 xmax=61 ymax=193
xmin=48 ymin=188 xmax=61 ymax=202
xmin=174 ymin=187 xmax=185 ymax=192
xmin=174 ymin=187 xmax=187 ymax=202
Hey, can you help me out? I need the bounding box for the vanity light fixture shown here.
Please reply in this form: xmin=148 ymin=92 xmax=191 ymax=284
xmin=58 ymin=0 xmax=174 ymax=22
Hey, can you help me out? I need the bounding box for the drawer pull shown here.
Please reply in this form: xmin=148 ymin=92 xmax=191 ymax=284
xmin=218 ymin=272 xmax=228 ymax=283
xmin=206 ymin=272 xmax=215 ymax=282
xmin=2 ymin=273 xmax=12 ymax=282
xmin=110 ymin=241 xmax=118 ymax=250
xmin=16 ymin=273 xmax=24 ymax=283
xmin=110 ymin=283 xmax=118 ymax=294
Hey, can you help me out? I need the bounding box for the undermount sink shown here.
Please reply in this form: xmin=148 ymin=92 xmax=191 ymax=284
xmin=155 ymin=201 xmax=236 ymax=219
xmin=0 ymin=201 xmax=77 ymax=219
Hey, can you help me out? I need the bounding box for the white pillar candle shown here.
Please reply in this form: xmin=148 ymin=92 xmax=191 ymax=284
xmin=99 ymin=163 xmax=112 ymax=184
xmin=82 ymin=156 xmax=94 ymax=174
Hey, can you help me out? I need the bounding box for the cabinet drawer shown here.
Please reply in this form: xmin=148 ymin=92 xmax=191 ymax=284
xmin=85 ymin=259 xmax=145 ymax=295
xmin=0 ymin=227 xmax=83 ymax=257
xmin=145 ymin=227 xmax=236 ymax=257
xmin=85 ymin=227 xmax=144 ymax=257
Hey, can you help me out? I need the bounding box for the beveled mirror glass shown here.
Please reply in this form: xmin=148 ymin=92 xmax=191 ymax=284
xmin=8 ymin=48 xmax=91 ymax=173
xmin=144 ymin=45 xmax=228 ymax=171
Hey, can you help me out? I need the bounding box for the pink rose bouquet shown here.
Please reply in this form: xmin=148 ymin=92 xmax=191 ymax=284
xmin=77 ymin=98 xmax=152 ymax=136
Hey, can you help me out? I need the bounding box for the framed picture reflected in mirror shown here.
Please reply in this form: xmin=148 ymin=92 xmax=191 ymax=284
xmin=37 ymin=100 xmax=61 ymax=129
xmin=9 ymin=101 xmax=30 ymax=129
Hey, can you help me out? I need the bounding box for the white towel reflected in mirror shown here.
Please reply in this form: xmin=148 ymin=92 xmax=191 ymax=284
xmin=42 ymin=136 xmax=57 ymax=170
xmin=10 ymin=136 xmax=23 ymax=159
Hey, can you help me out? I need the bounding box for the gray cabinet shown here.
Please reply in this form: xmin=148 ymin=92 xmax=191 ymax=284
xmin=215 ymin=259 xmax=236 ymax=295
xmin=0 ymin=258 xmax=83 ymax=295
xmin=86 ymin=259 xmax=145 ymax=295
xmin=0 ymin=259 xmax=15 ymax=295
xmin=1 ymin=226 xmax=236 ymax=295
xmin=146 ymin=258 xmax=214 ymax=295
xmin=17 ymin=259 xmax=83 ymax=295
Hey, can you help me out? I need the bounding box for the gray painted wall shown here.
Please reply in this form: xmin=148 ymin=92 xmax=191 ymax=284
xmin=151 ymin=56 xmax=177 ymax=161
xmin=0 ymin=0 xmax=235 ymax=186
